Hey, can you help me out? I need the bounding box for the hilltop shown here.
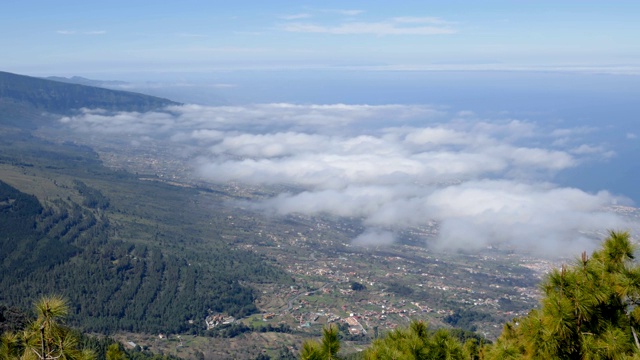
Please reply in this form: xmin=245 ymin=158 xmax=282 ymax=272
xmin=45 ymin=75 xmax=130 ymax=88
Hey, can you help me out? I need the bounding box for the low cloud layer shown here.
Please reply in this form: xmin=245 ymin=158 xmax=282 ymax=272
xmin=280 ymin=13 xmax=456 ymax=36
xmin=59 ymin=103 xmax=632 ymax=256
xmin=56 ymin=30 xmax=106 ymax=35
xmin=281 ymin=20 xmax=456 ymax=36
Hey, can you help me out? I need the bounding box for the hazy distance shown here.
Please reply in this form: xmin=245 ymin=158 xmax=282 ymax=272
xmin=56 ymin=69 xmax=639 ymax=257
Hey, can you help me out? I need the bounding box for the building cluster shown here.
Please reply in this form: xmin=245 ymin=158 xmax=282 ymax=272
xmin=205 ymin=313 xmax=236 ymax=330
xmin=248 ymin=236 xmax=545 ymax=339
xmin=345 ymin=316 xmax=366 ymax=335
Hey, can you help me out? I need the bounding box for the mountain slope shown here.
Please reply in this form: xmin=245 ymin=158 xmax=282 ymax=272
xmin=0 ymin=130 xmax=291 ymax=334
xmin=0 ymin=71 xmax=179 ymax=128
xmin=0 ymin=71 xmax=179 ymax=112
xmin=44 ymin=75 xmax=129 ymax=88
xmin=0 ymin=73 xmax=291 ymax=335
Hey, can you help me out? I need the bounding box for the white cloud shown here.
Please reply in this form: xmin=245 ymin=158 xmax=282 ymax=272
xmin=506 ymin=147 xmax=575 ymax=170
xmin=423 ymin=181 xmax=625 ymax=254
xmin=57 ymin=103 xmax=630 ymax=257
xmin=280 ymin=13 xmax=311 ymax=20
xmin=405 ymin=127 xmax=469 ymax=145
xmin=255 ymin=180 xmax=628 ymax=256
xmin=185 ymin=46 xmax=269 ymax=53
xmin=551 ymin=127 xmax=595 ymax=137
xmin=177 ymin=32 xmax=207 ymax=38
xmin=352 ymin=228 xmax=395 ymax=246
xmin=627 ymin=133 xmax=638 ymax=140
xmin=391 ymin=17 xmax=451 ymax=25
xmin=56 ymin=30 xmax=106 ymax=35
xmin=570 ymin=144 xmax=615 ymax=158
xmin=281 ymin=16 xmax=455 ymax=36
xmin=456 ymin=110 xmax=475 ymax=117
xmin=282 ymin=21 xmax=456 ymax=36
xmin=323 ymin=9 xmax=365 ymax=16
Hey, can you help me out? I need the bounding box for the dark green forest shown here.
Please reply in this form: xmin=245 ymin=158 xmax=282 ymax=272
xmin=0 ymin=71 xmax=179 ymax=129
xmin=0 ymin=71 xmax=294 ymax=350
xmin=0 ymin=131 xmax=290 ymax=335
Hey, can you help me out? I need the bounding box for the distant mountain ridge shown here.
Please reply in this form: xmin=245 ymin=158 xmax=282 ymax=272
xmin=44 ymin=75 xmax=130 ymax=88
xmin=0 ymin=71 xmax=180 ymax=127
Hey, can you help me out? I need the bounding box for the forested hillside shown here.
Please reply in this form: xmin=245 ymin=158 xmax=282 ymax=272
xmin=0 ymin=127 xmax=290 ymax=335
xmin=0 ymin=71 xmax=178 ymax=128
xmin=0 ymin=71 xmax=178 ymax=113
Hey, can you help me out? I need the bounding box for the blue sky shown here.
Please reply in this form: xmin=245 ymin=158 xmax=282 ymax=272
xmin=2 ymin=0 xmax=639 ymax=76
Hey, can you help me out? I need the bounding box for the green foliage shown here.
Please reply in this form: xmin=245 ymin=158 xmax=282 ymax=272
xmin=0 ymin=296 xmax=95 ymax=360
xmin=447 ymin=328 xmax=488 ymax=345
xmin=106 ymin=343 xmax=126 ymax=360
xmin=0 ymin=180 xmax=44 ymax=264
xmin=300 ymin=324 xmax=341 ymax=360
xmin=321 ymin=324 xmax=341 ymax=359
xmin=301 ymin=233 xmax=640 ymax=360
xmin=0 ymin=305 xmax=29 ymax=334
xmin=255 ymin=323 xmax=292 ymax=334
xmin=205 ymin=323 xmax=252 ymax=338
xmin=300 ymin=322 xmax=473 ymax=360
xmin=0 ymin=71 xmax=178 ymax=126
xmin=385 ymin=283 xmax=413 ymax=297
xmin=0 ymin=180 xmax=79 ymax=273
xmin=0 ymin=139 xmax=290 ymax=334
xmin=277 ymin=345 xmax=297 ymax=360
xmin=73 ymin=180 xmax=110 ymax=209
xmin=444 ymin=309 xmax=493 ymax=332
xmin=350 ymin=282 xmax=366 ymax=291
xmin=75 ymin=332 xmax=182 ymax=360
xmin=300 ymin=341 xmax=324 ymax=360
xmin=484 ymin=231 xmax=640 ymax=359
xmin=363 ymin=321 xmax=466 ymax=360
xmin=1 ymin=297 xmax=185 ymax=360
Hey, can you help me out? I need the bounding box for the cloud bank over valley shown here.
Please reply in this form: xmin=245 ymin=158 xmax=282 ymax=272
xmin=58 ymin=103 xmax=634 ymax=256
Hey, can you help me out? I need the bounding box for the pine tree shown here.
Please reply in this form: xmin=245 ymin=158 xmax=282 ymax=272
xmin=1 ymin=296 xmax=95 ymax=360
xmin=300 ymin=324 xmax=341 ymax=360
xmin=485 ymin=231 xmax=640 ymax=359
xmin=363 ymin=321 xmax=466 ymax=360
xmin=106 ymin=343 xmax=127 ymax=360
